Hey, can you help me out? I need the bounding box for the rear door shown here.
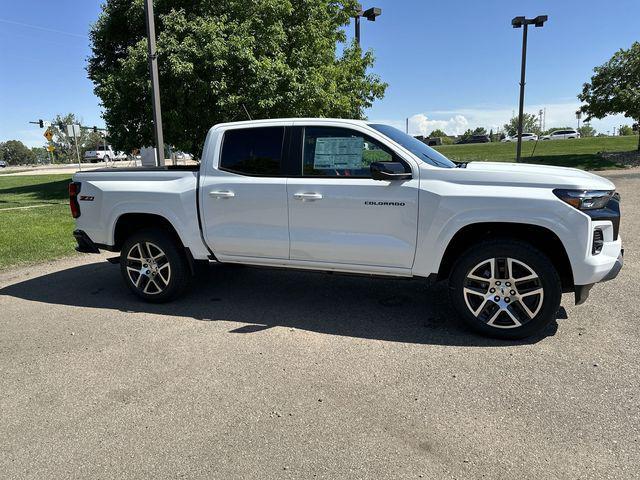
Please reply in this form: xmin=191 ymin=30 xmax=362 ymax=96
xmin=286 ymin=124 xmax=419 ymax=269
xmin=200 ymin=125 xmax=290 ymax=259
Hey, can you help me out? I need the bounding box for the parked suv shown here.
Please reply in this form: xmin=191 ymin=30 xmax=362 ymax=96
xmin=542 ymin=129 xmax=580 ymax=140
xmin=457 ymin=135 xmax=490 ymax=144
xmin=501 ymin=133 xmax=538 ymax=142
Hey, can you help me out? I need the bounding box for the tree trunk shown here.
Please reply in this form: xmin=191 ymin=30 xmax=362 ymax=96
xmin=637 ymin=122 xmax=640 ymax=151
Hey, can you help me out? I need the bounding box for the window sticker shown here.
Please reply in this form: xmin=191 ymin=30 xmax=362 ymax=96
xmin=313 ymin=136 xmax=364 ymax=169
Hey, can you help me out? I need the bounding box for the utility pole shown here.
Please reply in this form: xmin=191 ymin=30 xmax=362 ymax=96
xmin=512 ymin=15 xmax=548 ymax=162
xmin=144 ymin=0 xmax=165 ymax=166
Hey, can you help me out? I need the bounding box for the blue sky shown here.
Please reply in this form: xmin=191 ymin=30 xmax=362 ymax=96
xmin=1 ymin=0 xmax=638 ymax=147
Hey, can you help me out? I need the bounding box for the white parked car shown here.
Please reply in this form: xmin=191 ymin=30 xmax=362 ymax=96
xmin=542 ymin=129 xmax=580 ymax=140
xmin=501 ymin=133 xmax=538 ymax=142
xmin=70 ymin=118 xmax=623 ymax=339
xmin=83 ymin=145 xmax=125 ymax=163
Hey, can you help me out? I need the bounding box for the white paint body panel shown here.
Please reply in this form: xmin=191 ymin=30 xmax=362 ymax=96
xmin=73 ymin=118 xmax=621 ymax=287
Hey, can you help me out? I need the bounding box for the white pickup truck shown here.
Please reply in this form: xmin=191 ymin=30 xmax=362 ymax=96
xmin=83 ymin=145 xmax=126 ymax=163
xmin=70 ymin=118 xmax=623 ymax=339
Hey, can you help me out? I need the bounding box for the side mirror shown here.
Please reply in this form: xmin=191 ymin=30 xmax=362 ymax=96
xmin=370 ymin=162 xmax=412 ymax=181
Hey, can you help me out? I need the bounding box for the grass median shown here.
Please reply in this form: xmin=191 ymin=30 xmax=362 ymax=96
xmin=434 ymin=135 xmax=639 ymax=169
xmin=0 ymin=174 xmax=77 ymax=270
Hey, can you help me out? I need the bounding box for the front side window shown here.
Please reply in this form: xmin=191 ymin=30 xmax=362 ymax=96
xmin=302 ymin=126 xmax=402 ymax=177
xmin=220 ymin=126 xmax=284 ymax=176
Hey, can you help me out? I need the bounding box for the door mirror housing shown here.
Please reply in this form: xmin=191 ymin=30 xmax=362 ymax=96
xmin=370 ymin=162 xmax=412 ymax=181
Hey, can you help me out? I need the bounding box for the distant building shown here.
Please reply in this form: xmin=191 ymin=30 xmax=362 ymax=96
xmin=413 ymin=135 xmax=442 ymax=146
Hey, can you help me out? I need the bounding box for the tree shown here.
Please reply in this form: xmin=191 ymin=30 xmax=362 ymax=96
xmin=503 ymin=113 xmax=540 ymax=137
xmin=0 ymin=140 xmax=36 ymax=165
xmin=48 ymin=113 xmax=110 ymax=163
xmin=618 ymin=125 xmax=634 ymax=136
xmin=472 ymin=127 xmax=487 ymax=136
xmin=88 ymin=0 xmax=387 ymax=156
xmin=31 ymin=147 xmax=49 ymax=163
xmin=428 ymin=128 xmax=447 ymax=138
xmin=578 ymin=124 xmax=596 ymax=137
xmin=578 ymin=42 xmax=640 ymax=150
xmin=459 ymin=129 xmax=474 ymax=141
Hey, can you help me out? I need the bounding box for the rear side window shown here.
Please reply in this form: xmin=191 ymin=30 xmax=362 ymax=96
xmin=220 ymin=127 xmax=285 ymax=176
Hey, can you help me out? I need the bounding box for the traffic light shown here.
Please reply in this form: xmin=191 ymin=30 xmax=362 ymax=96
xmin=38 ymin=119 xmax=44 ymax=128
xmin=93 ymin=126 xmax=98 ymax=133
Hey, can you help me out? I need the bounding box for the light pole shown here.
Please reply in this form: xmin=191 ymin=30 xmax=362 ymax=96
xmin=354 ymin=4 xmax=382 ymax=46
xmin=576 ymin=110 xmax=582 ymax=130
xmin=144 ymin=0 xmax=165 ymax=166
xmin=512 ymin=15 xmax=547 ymax=162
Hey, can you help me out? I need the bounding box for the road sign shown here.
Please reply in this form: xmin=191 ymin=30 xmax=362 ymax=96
xmin=66 ymin=124 xmax=81 ymax=137
xmin=44 ymin=128 xmax=53 ymax=141
xmin=47 ymin=145 xmax=55 ymax=152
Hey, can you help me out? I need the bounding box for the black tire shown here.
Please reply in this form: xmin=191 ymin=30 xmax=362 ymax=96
xmin=448 ymin=239 xmax=561 ymax=340
xmin=120 ymin=229 xmax=190 ymax=303
xmin=104 ymin=155 xmax=110 ymax=162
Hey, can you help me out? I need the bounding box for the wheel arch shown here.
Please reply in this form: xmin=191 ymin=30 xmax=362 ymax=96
xmin=437 ymin=222 xmax=574 ymax=290
xmin=113 ymin=212 xmax=185 ymax=252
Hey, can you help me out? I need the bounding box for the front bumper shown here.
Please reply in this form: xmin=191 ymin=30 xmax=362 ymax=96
xmin=575 ymin=249 xmax=623 ymax=305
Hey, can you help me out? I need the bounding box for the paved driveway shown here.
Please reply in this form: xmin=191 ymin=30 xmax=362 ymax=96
xmin=1 ymin=170 xmax=638 ymax=479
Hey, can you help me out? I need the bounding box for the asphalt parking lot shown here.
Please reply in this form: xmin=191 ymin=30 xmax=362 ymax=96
xmin=1 ymin=169 xmax=639 ymax=479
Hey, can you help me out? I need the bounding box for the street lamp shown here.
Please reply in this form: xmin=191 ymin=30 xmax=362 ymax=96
xmin=354 ymin=4 xmax=382 ymax=46
xmin=512 ymin=15 xmax=548 ymax=162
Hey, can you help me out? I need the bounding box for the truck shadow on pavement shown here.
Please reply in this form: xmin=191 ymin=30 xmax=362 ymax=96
xmin=0 ymin=260 xmax=560 ymax=347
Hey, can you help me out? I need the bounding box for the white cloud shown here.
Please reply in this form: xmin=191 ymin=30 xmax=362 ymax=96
xmin=407 ymin=114 xmax=469 ymax=137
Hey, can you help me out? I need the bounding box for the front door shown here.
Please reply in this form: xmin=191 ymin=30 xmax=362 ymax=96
xmin=287 ymin=126 xmax=419 ymax=269
xmin=201 ymin=126 xmax=289 ymax=259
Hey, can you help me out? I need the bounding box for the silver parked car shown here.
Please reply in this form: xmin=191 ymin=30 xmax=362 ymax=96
xmin=501 ymin=133 xmax=538 ymax=142
xmin=542 ymin=129 xmax=580 ymax=140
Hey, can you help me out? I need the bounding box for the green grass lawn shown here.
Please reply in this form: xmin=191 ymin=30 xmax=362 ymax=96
xmin=434 ymin=135 xmax=639 ymax=170
xmin=0 ymin=174 xmax=77 ymax=270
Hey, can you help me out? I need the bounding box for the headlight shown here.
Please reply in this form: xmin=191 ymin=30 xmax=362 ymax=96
xmin=553 ymin=189 xmax=614 ymax=210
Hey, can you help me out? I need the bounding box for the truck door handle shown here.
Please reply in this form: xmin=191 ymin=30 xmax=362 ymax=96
xmin=208 ymin=190 xmax=235 ymax=199
xmin=294 ymin=192 xmax=323 ymax=201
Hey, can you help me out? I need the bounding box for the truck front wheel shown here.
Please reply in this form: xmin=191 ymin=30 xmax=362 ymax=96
xmin=449 ymin=240 xmax=562 ymax=339
xmin=120 ymin=229 xmax=190 ymax=303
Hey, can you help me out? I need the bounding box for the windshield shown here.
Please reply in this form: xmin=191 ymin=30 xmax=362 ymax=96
xmin=369 ymin=123 xmax=457 ymax=168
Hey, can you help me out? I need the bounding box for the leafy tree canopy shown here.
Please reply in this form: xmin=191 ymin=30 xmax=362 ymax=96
xmin=618 ymin=125 xmax=634 ymax=136
xmin=578 ymin=124 xmax=596 ymax=137
xmin=503 ymin=113 xmax=540 ymax=137
xmin=0 ymin=140 xmax=36 ymax=165
xmin=579 ymin=42 xmax=640 ymax=149
xmin=88 ymin=0 xmax=387 ymax=156
xmin=428 ymin=128 xmax=447 ymax=138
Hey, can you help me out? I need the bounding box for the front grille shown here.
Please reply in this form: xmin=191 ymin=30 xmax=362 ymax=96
xmin=592 ymin=229 xmax=604 ymax=255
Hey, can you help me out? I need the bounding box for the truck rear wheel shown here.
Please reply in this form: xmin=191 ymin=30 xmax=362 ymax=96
xmin=120 ymin=229 xmax=190 ymax=303
xmin=448 ymin=239 xmax=562 ymax=339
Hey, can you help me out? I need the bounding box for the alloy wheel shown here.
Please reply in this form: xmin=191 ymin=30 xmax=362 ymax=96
xmin=462 ymin=257 xmax=544 ymax=329
xmin=125 ymin=241 xmax=172 ymax=295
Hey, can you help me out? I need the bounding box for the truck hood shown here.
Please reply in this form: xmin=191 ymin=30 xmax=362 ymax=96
xmin=459 ymin=161 xmax=615 ymax=190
